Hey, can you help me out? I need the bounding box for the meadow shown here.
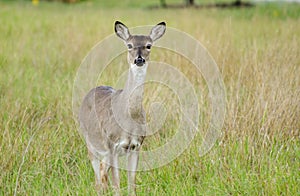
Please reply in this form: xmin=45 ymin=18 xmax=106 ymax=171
xmin=0 ymin=0 xmax=299 ymax=195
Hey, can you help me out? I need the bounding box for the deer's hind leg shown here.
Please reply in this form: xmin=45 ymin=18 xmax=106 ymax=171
xmin=89 ymin=151 xmax=110 ymax=192
xmin=100 ymin=156 xmax=110 ymax=191
xmin=110 ymin=154 xmax=121 ymax=195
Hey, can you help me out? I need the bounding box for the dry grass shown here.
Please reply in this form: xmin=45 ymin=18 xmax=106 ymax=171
xmin=0 ymin=1 xmax=299 ymax=195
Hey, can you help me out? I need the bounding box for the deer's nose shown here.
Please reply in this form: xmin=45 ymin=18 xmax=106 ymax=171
xmin=134 ymin=55 xmax=145 ymax=66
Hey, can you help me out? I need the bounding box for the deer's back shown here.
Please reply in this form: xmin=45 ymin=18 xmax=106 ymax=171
xmin=79 ymin=86 xmax=121 ymax=153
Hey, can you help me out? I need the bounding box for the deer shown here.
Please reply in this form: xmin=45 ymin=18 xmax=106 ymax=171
xmin=79 ymin=21 xmax=166 ymax=195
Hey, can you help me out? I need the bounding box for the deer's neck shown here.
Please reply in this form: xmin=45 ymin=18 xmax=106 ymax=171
xmin=121 ymin=64 xmax=147 ymax=118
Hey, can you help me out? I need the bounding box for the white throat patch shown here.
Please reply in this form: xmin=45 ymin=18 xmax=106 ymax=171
xmin=130 ymin=63 xmax=148 ymax=84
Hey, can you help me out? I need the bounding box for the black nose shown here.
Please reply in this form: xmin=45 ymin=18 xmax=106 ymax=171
xmin=134 ymin=56 xmax=145 ymax=66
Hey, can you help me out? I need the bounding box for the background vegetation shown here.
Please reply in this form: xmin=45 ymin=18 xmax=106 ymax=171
xmin=0 ymin=0 xmax=299 ymax=195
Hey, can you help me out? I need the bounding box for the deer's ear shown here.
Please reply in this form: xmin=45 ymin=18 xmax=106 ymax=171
xmin=115 ymin=21 xmax=131 ymax=41
xmin=150 ymin=22 xmax=166 ymax=41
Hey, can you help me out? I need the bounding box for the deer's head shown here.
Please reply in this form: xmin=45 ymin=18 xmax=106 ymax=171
xmin=115 ymin=21 xmax=166 ymax=67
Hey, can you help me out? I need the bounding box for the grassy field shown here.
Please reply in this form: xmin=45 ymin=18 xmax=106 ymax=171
xmin=0 ymin=1 xmax=299 ymax=195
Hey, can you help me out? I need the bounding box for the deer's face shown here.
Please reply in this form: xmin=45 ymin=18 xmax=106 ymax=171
xmin=126 ymin=35 xmax=152 ymax=67
xmin=115 ymin=21 xmax=166 ymax=67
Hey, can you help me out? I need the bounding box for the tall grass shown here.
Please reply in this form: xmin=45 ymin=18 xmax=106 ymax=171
xmin=0 ymin=1 xmax=299 ymax=195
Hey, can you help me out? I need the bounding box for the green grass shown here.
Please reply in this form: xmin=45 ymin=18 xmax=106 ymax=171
xmin=0 ymin=1 xmax=299 ymax=195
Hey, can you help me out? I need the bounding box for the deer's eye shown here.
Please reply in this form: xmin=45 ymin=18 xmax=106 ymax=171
xmin=146 ymin=44 xmax=152 ymax=50
xmin=127 ymin=44 xmax=133 ymax=49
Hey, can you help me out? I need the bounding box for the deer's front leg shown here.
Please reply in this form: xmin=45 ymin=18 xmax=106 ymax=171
xmin=127 ymin=151 xmax=139 ymax=196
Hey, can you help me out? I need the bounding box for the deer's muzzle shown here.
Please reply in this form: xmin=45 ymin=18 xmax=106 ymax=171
xmin=134 ymin=55 xmax=145 ymax=66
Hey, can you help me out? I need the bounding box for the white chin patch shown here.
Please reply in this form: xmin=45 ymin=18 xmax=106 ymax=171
xmin=130 ymin=63 xmax=148 ymax=83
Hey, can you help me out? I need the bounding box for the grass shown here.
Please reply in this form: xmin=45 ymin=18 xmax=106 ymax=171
xmin=0 ymin=1 xmax=299 ymax=195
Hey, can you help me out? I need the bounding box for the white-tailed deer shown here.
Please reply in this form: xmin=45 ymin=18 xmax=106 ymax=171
xmin=79 ymin=21 xmax=166 ymax=195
